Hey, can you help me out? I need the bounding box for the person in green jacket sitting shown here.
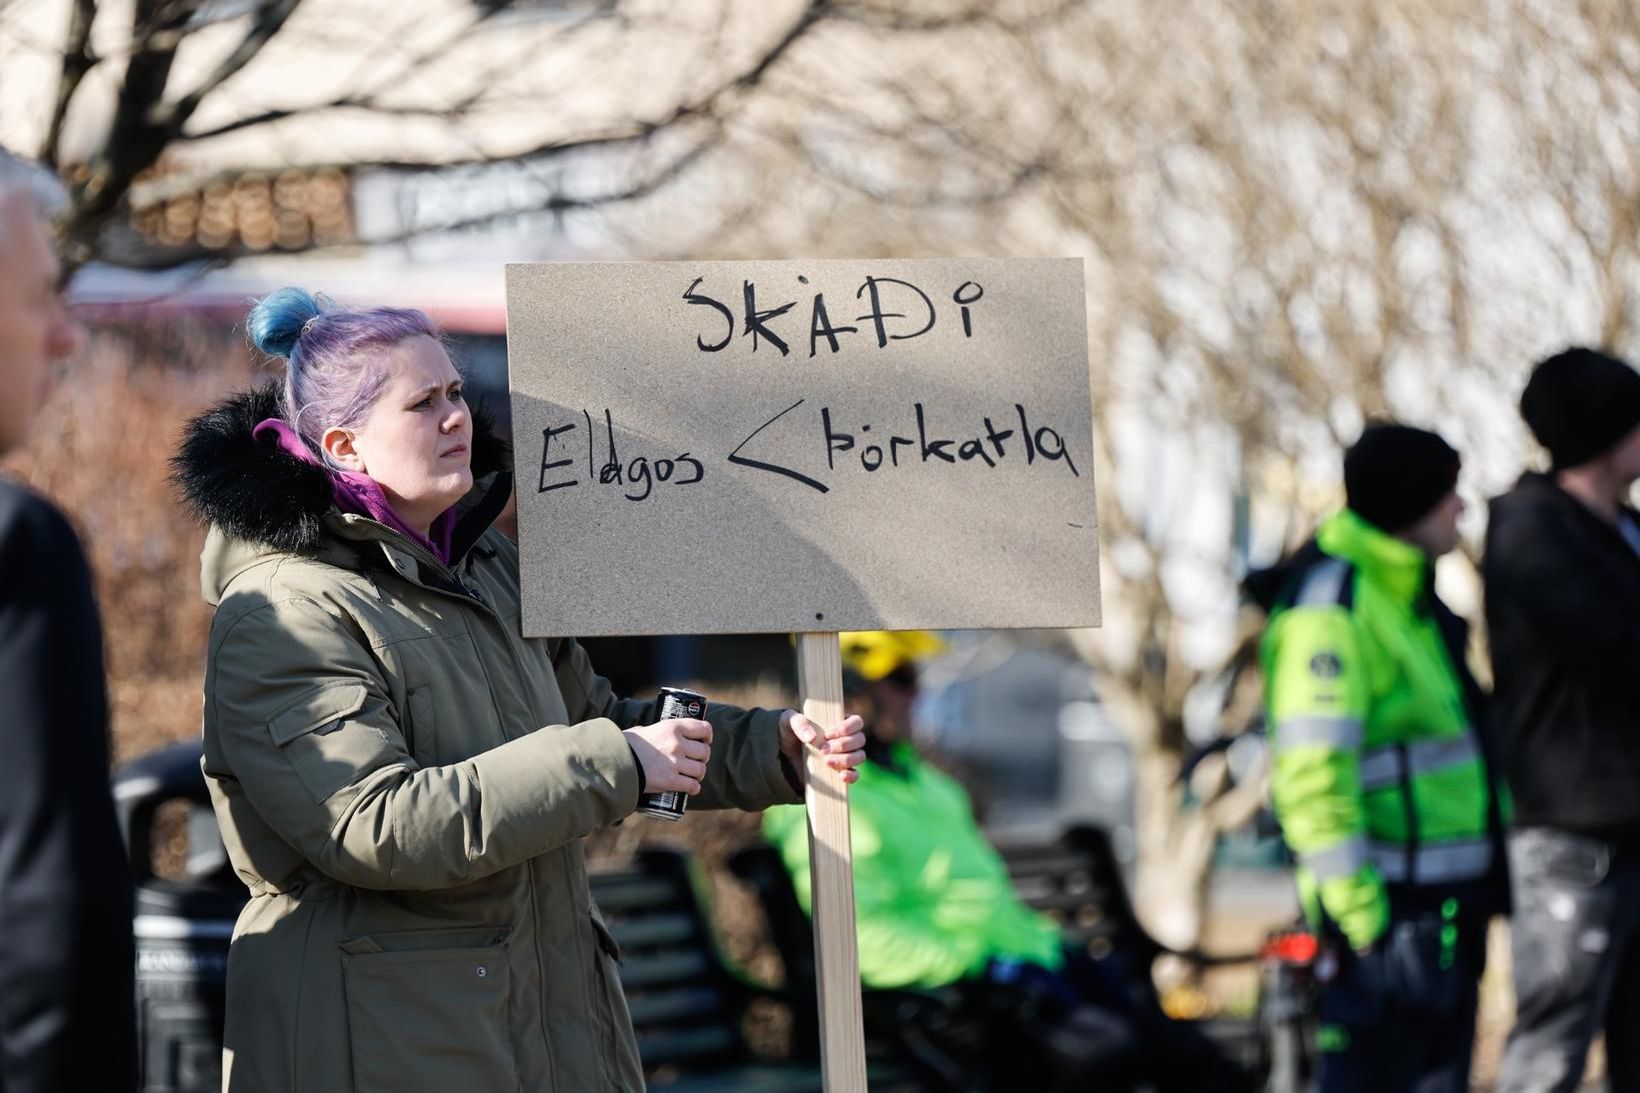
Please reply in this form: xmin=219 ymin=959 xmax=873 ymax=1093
xmin=1252 ymin=423 xmax=1508 ymax=1093
xmin=763 ymin=631 xmax=1237 ymax=1093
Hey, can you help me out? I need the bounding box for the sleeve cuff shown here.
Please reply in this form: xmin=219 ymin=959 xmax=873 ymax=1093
xmin=751 ymin=707 xmax=803 ymax=808
xmin=564 ymin=716 xmax=643 ymax=815
xmin=778 ymin=751 xmax=804 ymax=798
xmin=625 ymin=740 xmax=648 ymax=796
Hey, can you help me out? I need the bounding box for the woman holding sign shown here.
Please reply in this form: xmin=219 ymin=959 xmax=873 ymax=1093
xmin=175 ymin=288 xmax=865 ymax=1093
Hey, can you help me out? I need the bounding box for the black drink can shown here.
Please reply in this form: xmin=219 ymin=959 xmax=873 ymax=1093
xmin=635 ymin=687 xmax=708 ymax=821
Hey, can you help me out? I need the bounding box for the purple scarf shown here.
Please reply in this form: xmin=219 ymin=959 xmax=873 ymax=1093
xmin=253 ymin=418 xmax=457 ymax=566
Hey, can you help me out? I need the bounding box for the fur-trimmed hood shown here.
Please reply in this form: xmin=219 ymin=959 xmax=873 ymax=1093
xmin=173 ymin=383 xmax=512 ymax=557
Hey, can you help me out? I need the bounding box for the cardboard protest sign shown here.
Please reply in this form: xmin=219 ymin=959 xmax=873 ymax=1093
xmin=505 ymin=258 xmax=1098 ymax=637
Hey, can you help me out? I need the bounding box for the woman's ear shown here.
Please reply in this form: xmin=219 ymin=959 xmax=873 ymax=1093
xmin=322 ymin=426 xmax=365 ymax=472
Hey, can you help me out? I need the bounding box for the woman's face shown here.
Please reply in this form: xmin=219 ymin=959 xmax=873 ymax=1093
xmin=327 ymin=335 xmax=473 ymax=534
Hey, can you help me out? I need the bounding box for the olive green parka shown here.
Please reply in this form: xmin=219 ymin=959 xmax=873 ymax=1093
xmin=176 ymin=387 xmax=799 ymax=1092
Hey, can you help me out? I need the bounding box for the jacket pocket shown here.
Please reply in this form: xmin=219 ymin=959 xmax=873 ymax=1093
xmin=1320 ymin=945 xmax=1387 ymax=1030
xmin=587 ymin=911 xmax=643 ymax=1088
xmin=1323 ymin=911 xmax=1472 ymax=1027
xmin=1513 ymin=827 xmax=1611 ymax=888
xmin=340 ymin=926 xmax=516 ymax=1093
xmin=1380 ymin=915 xmax=1468 ymax=1016
xmin=404 ymin=685 xmax=437 ymax=767
xmin=267 ymin=680 xmax=382 ymax=802
xmin=589 ymin=904 xmax=622 ymax=962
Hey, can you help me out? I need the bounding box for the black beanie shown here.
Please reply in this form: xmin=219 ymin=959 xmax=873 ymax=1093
xmin=1520 ymin=347 xmax=1640 ymax=470
xmin=1343 ymin=423 xmax=1461 ymax=533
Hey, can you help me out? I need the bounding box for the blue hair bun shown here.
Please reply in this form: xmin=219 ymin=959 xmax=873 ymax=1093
xmin=248 ymin=287 xmax=323 ymax=358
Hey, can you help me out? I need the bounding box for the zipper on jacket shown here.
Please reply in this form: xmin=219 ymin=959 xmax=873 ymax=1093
xmin=374 ymin=532 xmax=497 ymax=616
xmin=339 ymin=512 xmax=495 ymax=608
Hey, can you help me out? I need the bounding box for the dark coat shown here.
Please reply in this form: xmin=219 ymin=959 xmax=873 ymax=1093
xmin=0 ymin=480 xmax=135 ymax=1092
xmin=1484 ymin=472 xmax=1640 ymax=838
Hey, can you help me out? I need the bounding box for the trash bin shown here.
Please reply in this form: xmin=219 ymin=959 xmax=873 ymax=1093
xmin=114 ymin=742 xmax=245 ymax=1093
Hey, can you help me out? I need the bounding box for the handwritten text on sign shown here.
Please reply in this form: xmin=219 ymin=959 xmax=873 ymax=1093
xmin=506 ymin=259 xmax=1099 ymax=637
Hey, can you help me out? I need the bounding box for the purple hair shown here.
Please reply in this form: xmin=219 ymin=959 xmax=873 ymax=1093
xmin=247 ymin=287 xmax=444 ymax=464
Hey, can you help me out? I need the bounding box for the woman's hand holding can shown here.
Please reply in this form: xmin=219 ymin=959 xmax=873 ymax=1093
xmin=622 ymin=718 xmax=713 ymax=796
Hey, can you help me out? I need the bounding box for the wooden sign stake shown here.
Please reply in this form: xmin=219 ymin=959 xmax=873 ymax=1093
xmin=796 ymin=631 xmax=867 ymax=1092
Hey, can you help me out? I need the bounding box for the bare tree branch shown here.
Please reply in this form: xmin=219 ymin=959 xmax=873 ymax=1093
xmin=832 ymin=0 xmax=1083 ymax=34
xmin=178 ymin=1 xmax=506 ymax=141
xmin=154 ymin=0 xmax=302 ymax=139
xmin=180 ymin=0 xmax=829 ymax=157
xmin=40 ymin=0 xmax=97 ymax=168
xmin=52 ymin=0 xmax=842 ymax=268
xmin=357 ymin=127 xmax=723 ymax=244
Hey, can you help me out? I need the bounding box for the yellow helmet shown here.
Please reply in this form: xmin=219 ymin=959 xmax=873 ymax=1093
xmin=838 ymin=630 xmax=947 ymax=683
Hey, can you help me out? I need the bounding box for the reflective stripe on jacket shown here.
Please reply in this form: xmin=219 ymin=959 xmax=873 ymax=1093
xmin=1261 ymin=509 xmax=1498 ymax=949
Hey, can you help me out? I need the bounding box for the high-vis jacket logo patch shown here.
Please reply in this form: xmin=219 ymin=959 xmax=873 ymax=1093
xmin=1309 ymin=652 xmax=1343 ymax=679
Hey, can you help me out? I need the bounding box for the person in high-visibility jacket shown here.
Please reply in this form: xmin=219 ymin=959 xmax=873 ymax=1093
xmin=765 ymin=631 xmax=1239 ymax=1093
xmin=766 ymin=632 xmax=1065 ymax=990
xmin=1255 ymin=423 xmax=1508 ymax=1093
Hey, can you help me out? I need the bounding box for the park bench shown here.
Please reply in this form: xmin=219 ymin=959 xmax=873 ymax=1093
xmin=997 ymin=824 xmax=1323 ymax=1087
xmin=730 ymin=823 xmax=1284 ymax=1089
xmin=992 ymin=824 xmax=1267 ymax=1073
xmin=727 ymin=843 xmax=972 ymax=1088
xmin=587 ymin=847 xmax=830 ymax=1092
xmin=589 ymin=846 xmax=927 ymax=1092
xmin=994 ymin=824 xmax=1269 ymax=979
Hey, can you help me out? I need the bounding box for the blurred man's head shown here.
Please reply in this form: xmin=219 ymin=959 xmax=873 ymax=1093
xmin=839 ymin=630 xmax=945 ymax=744
xmin=1520 ymin=347 xmax=1640 ymax=485
xmin=1343 ymin=422 xmax=1465 ymax=557
xmin=0 ymin=151 xmax=79 ymax=456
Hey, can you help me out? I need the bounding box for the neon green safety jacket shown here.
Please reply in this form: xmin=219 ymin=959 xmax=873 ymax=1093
xmin=762 ymin=743 xmax=1063 ymax=989
xmin=1261 ymin=509 xmax=1502 ymax=950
